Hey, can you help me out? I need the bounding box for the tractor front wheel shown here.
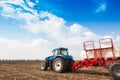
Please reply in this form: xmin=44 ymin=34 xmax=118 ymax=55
xmin=109 ymin=61 xmax=120 ymax=79
xmin=41 ymin=61 xmax=48 ymax=71
xmin=53 ymin=58 xmax=67 ymax=73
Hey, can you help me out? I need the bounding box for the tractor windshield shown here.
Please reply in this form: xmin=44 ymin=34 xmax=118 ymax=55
xmin=60 ymin=49 xmax=68 ymax=56
xmin=53 ymin=48 xmax=68 ymax=56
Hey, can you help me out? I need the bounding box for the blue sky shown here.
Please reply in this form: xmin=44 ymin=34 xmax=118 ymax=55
xmin=37 ymin=0 xmax=120 ymax=34
xmin=36 ymin=0 xmax=120 ymax=21
xmin=44 ymin=0 xmax=120 ymax=34
xmin=0 ymin=0 xmax=120 ymax=60
xmin=0 ymin=0 xmax=120 ymax=36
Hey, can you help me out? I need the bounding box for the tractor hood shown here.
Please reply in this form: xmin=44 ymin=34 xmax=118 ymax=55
xmin=45 ymin=56 xmax=55 ymax=61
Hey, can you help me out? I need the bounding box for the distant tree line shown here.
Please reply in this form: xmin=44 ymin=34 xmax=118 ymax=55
xmin=0 ymin=59 xmax=43 ymax=64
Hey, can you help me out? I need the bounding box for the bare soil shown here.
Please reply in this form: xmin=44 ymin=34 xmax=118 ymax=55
xmin=0 ymin=60 xmax=115 ymax=80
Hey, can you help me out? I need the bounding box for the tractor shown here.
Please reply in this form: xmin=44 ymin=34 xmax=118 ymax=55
xmin=41 ymin=48 xmax=74 ymax=72
xmin=41 ymin=38 xmax=120 ymax=79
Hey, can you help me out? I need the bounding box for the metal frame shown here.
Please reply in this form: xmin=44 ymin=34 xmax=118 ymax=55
xmin=72 ymin=38 xmax=120 ymax=71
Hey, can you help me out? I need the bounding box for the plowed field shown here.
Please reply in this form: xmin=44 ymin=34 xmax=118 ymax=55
xmin=0 ymin=60 xmax=115 ymax=80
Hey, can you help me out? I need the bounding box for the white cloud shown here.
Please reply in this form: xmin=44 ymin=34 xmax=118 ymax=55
xmin=69 ymin=23 xmax=87 ymax=35
xmin=116 ymin=36 xmax=120 ymax=42
xmin=0 ymin=37 xmax=52 ymax=60
xmin=27 ymin=1 xmax=35 ymax=7
xmin=0 ymin=0 xmax=119 ymax=60
xmin=23 ymin=12 xmax=65 ymax=35
xmin=0 ymin=0 xmax=36 ymax=18
xmin=96 ymin=3 xmax=106 ymax=13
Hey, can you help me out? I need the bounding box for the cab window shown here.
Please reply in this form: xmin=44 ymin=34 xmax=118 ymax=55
xmin=53 ymin=50 xmax=59 ymax=56
xmin=60 ymin=49 xmax=68 ymax=56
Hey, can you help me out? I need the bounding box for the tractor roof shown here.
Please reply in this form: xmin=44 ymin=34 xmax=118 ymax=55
xmin=53 ymin=47 xmax=68 ymax=51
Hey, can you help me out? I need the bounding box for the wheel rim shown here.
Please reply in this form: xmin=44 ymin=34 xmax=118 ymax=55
xmin=55 ymin=61 xmax=61 ymax=71
xmin=114 ymin=66 xmax=120 ymax=76
xmin=41 ymin=63 xmax=45 ymax=70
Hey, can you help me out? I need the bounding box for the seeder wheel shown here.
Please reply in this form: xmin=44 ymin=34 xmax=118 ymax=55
xmin=108 ymin=61 xmax=120 ymax=79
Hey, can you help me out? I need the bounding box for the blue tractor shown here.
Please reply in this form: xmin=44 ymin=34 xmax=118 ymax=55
xmin=41 ymin=47 xmax=74 ymax=72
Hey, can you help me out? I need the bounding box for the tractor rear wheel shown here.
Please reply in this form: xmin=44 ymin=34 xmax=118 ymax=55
xmin=53 ymin=58 xmax=67 ymax=73
xmin=67 ymin=59 xmax=74 ymax=71
xmin=108 ymin=61 xmax=120 ymax=79
xmin=41 ymin=61 xmax=48 ymax=71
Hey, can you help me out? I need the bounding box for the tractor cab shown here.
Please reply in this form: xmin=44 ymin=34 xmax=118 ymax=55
xmin=52 ymin=48 xmax=68 ymax=57
xmin=52 ymin=47 xmax=73 ymax=59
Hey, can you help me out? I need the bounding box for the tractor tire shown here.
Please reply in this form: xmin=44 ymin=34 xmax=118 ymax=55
xmin=49 ymin=61 xmax=53 ymax=70
xmin=108 ymin=61 xmax=120 ymax=79
xmin=41 ymin=61 xmax=48 ymax=71
xmin=53 ymin=58 xmax=67 ymax=73
xmin=67 ymin=59 xmax=74 ymax=71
